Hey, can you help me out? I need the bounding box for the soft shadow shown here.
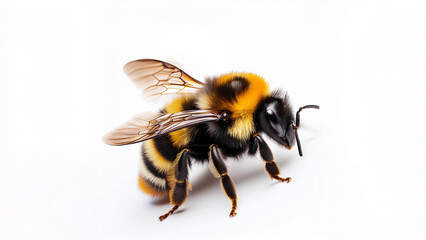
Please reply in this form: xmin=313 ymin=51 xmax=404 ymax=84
xmin=232 ymin=157 xmax=294 ymax=186
xmin=190 ymin=168 xmax=217 ymax=194
xmin=147 ymin=153 xmax=298 ymax=203
xmin=173 ymin=209 xmax=186 ymax=215
xmin=150 ymin=196 xmax=170 ymax=206
xmin=189 ymin=154 xmax=297 ymax=196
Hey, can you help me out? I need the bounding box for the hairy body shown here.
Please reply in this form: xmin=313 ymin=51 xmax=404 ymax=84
xmin=103 ymin=59 xmax=319 ymax=221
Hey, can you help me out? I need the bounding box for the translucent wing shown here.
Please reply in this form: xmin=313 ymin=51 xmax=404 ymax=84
xmin=103 ymin=110 xmax=221 ymax=146
xmin=123 ymin=59 xmax=204 ymax=97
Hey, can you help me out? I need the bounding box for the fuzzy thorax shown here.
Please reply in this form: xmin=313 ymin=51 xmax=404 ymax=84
xmin=198 ymin=72 xmax=270 ymax=140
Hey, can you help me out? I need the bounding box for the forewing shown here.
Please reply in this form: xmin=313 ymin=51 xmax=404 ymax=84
xmin=123 ymin=59 xmax=204 ymax=97
xmin=103 ymin=110 xmax=220 ymax=146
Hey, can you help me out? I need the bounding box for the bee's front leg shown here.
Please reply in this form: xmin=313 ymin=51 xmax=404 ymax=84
xmin=209 ymin=144 xmax=238 ymax=217
xmin=249 ymin=134 xmax=292 ymax=183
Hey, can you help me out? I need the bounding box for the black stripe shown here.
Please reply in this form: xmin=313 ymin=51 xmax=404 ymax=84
xmin=216 ymin=76 xmax=250 ymax=102
xmin=141 ymin=147 xmax=167 ymax=179
xmin=152 ymin=134 xmax=178 ymax=162
xmin=181 ymin=97 xmax=198 ymax=110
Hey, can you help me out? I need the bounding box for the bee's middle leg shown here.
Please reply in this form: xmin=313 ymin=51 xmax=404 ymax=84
xmin=249 ymin=134 xmax=292 ymax=183
xmin=209 ymin=144 xmax=238 ymax=217
xmin=159 ymin=149 xmax=191 ymax=221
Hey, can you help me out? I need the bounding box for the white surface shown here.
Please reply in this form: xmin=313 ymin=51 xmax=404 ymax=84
xmin=1 ymin=0 xmax=425 ymax=239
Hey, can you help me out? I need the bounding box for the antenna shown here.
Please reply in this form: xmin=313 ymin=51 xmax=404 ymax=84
xmin=293 ymin=105 xmax=320 ymax=156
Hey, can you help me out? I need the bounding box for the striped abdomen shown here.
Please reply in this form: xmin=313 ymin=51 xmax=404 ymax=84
xmin=138 ymin=134 xmax=179 ymax=197
xmin=138 ymin=94 xmax=198 ymax=197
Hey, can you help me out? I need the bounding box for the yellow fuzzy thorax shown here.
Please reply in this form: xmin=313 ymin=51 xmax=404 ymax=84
xmin=199 ymin=72 xmax=270 ymax=140
xmin=165 ymin=73 xmax=270 ymax=142
xmin=216 ymin=72 xmax=269 ymax=116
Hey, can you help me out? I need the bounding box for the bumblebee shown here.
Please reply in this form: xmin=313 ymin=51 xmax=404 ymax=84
xmin=103 ymin=59 xmax=319 ymax=221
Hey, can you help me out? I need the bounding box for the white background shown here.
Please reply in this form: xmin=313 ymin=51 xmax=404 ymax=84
xmin=1 ymin=0 xmax=425 ymax=239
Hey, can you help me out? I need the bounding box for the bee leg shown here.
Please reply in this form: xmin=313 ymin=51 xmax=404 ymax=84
xmin=251 ymin=134 xmax=292 ymax=183
xmin=209 ymin=144 xmax=238 ymax=217
xmin=159 ymin=149 xmax=191 ymax=221
xmin=158 ymin=205 xmax=179 ymax=222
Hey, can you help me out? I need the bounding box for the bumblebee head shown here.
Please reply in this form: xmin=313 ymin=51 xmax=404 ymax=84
xmin=256 ymin=92 xmax=295 ymax=149
xmin=256 ymin=91 xmax=319 ymax=156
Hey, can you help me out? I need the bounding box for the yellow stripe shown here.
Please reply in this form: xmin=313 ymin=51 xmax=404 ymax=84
xmin=164 ymin=95 xmax=196 ymax=148
xmin=144 ymin=140 xmax=172 ymax=173
xmin=196 ymin=93 xmax=211 ymax=110
xmin=139 ymin=155 xmax=167 ymax=188
xmin=228 ymin=115 xmax=255 ymax=139
xmin=169 ymin=129 xmax=192 ymax=148
xmin=138 ymin=175 xmax=167 ymax=197
xmin=165 ymin=96 xmax=184 ymax=113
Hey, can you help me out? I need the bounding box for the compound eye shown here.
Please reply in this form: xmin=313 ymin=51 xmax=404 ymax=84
xmin=220 ymin=111 xmax=231 ymax=122
xmin=266 ymin=109 xmax=284 ymax=137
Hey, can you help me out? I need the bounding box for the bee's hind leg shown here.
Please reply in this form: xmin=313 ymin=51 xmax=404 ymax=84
xmin=159 ymin=149 xmax=191 ymax=221
xmin=249 ymin=134 xmax=292 ymax=183
xmin=158 ymin=205 xmax=180 ymax=221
